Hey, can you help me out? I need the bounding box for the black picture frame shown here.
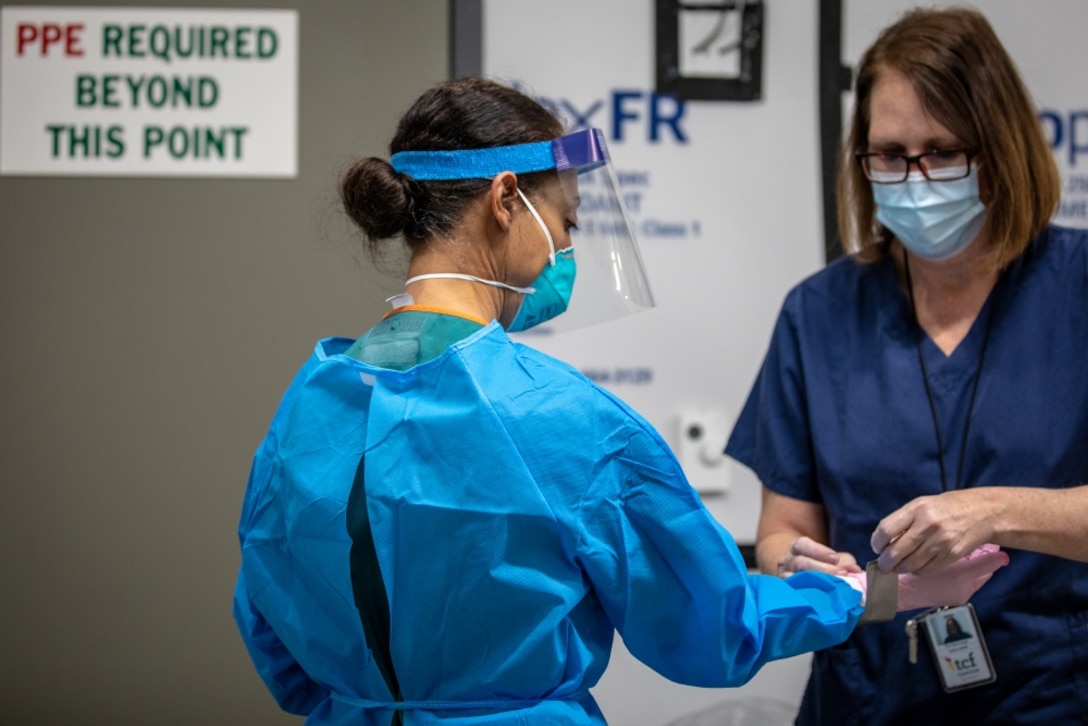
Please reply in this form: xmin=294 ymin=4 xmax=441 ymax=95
xmin=655 ymin=0 xmax=764 ymax=102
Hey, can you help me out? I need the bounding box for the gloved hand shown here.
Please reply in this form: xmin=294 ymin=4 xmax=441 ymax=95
xmin=897 ymin=543 xmax=1009 ymax=611
xmin=840 ymin=544 xmax=1009 ymax=612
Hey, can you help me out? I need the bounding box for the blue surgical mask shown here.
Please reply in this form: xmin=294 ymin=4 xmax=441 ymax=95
xmin=872 ymin=167 xmax=987 ymax=261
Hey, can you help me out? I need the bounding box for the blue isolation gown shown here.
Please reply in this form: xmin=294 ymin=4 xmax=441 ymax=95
xmin=235 ymin=307 xmax=863 ymax=725
xmin=726 ymin=225 xmax=1088 ymax=724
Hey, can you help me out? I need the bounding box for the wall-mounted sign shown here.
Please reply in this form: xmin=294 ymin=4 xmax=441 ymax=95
xmin=0 ymin=6 xmax=298 ymax=177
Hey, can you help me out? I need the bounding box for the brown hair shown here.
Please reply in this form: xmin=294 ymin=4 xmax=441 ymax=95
xmin=340 ymin=77 xmax=563 ymax=251
xmin=837 ymin=7 xmax=1059 ymax=269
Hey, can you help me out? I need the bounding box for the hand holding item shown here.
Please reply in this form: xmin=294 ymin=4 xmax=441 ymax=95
xmin=870 ymin=489 xmax=994 ymax=575
xmin=841 ymin=545 xmax=1009 ymax=614
xmin=897 ymin=544 xmax=1009 ymax=611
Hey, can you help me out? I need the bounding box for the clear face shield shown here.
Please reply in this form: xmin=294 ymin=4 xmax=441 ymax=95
xmin=544 ymin=128 xmax=655 ymax=333
xmin=390 ymin=128 xmax=655 ymax=334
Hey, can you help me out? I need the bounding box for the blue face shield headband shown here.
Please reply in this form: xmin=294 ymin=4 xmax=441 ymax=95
xmin=390 ymin=127 xmax=609 ymax=181
xmin=391 ymin=128 xmax=655 ymax=334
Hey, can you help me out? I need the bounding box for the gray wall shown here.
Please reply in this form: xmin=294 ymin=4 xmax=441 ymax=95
xmin=0 ymin=1 xmax=447 ymax=723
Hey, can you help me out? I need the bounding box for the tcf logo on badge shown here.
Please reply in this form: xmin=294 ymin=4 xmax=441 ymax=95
xmin=943 ymin=651 xmax=980 ymax=673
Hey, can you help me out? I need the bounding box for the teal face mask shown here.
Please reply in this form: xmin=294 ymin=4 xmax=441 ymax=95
xmin=506 ymin=188 xmax=576 ymax=332
xmin=507 ymin=247 xmax=576 ymax=332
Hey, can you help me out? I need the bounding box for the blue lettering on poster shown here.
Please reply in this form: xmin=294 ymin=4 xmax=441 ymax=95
xmin=518 ymin=84 xmax=690 ymax=145
xmin=1041 ymin=108 xmax=1088 ymax=167
xmin=1041 ymin=108 xmax=1088 ymax=225
xmin=513 ymin=82 xmax=706 ymax=238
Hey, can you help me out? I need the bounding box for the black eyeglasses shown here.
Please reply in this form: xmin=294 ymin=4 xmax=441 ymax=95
xmin=855 ymin=149 xmax=973 ymax=184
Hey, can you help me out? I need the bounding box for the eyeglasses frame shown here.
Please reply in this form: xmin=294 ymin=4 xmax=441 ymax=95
xmin=855 ymin=148 xmax=975 ymax=184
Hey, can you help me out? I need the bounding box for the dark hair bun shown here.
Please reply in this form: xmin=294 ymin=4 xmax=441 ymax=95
xmin=339 ymin=157 xmax=418 ymax=241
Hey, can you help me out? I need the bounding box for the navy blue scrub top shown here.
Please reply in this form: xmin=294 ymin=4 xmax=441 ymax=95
xmin=726 ymin=225 xmax=1088 ymax=723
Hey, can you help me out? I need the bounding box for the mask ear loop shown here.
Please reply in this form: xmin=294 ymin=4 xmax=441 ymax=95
xmin=393 ymin=186 xmax=551 ymax=313
xmin=403 ymin=272 xmax=534 ymax=295
xmin=515 ymin=187 xmax=557 ymax=266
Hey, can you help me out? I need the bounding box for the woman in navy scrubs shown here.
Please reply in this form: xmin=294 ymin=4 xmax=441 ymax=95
xmin=727 ymin=7 xmax=1088 ymax=723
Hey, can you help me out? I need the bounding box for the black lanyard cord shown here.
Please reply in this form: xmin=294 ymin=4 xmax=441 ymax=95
xmin=903 ymin=253 xmax=1002 ymax=491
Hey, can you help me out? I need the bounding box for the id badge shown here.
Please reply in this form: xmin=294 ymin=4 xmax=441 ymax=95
xmin=918 ymin=604 xmax=996 ymax=692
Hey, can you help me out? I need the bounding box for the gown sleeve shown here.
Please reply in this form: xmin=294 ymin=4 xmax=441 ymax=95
xmin=233 ymin=355 xmax=332 ymax=715
xmin=573 ymin=399 xmax=862 ymax=688
xmin=233 ymin=568 xmax=330 ymax=715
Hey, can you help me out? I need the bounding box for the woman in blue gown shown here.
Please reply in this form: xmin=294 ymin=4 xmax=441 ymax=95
xmin=727 ymin=8 xmax=1088 ymax=724
xmin=235 ymin=75 xmax=1004 ymax=726
xmin=234 ymin=77 xmax=880 ymax=726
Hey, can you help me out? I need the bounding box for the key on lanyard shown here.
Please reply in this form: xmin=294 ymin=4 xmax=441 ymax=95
xmin=906 ymin=617 xmax=919 ymax=664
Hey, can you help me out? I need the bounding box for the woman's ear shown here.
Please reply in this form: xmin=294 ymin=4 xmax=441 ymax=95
xmin=489 ymin=172 xmax=520 ymax=232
